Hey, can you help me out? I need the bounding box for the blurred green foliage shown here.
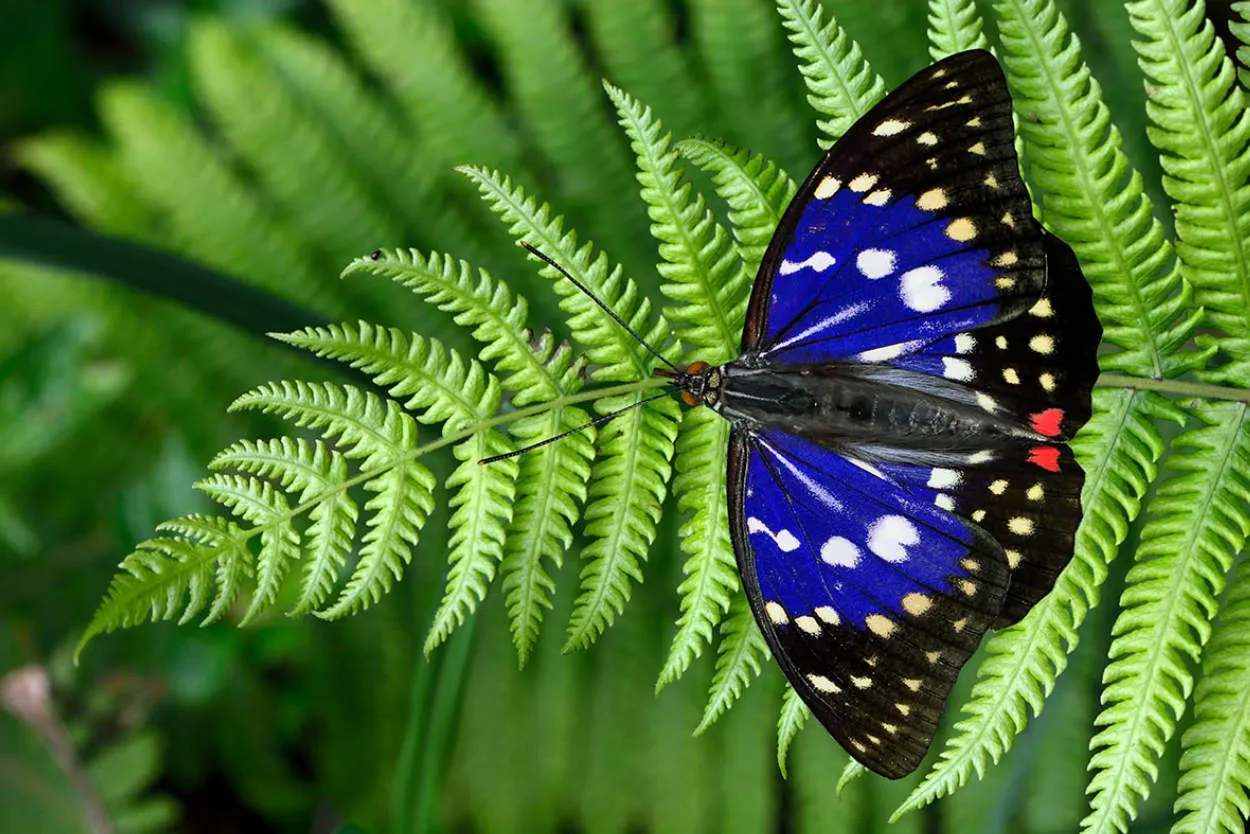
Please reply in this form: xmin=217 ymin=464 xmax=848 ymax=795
xmin=2 ymin=0 xmax=1248 ymax=832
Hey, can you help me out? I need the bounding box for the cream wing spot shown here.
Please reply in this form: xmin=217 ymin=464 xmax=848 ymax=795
xmin=917 ymin=188 xmax=948 ymax=211
xmin=849 ymin=172 xmax=879 ymax=192
xmin=995 ymin=335 xmax=1008 ymax=349
xmin=917 ymin=131 xmax=938 ymax=146
xmin=795 ymin=615 xmax=821 ymax=635
xmin=1027 ymin=483 xmax=1045 ymax=501
xmin=903 ymin=678 xmax=922 ymax=692
xmin=765 ymin=601 xmax=788 ymax=625
xmin=1006 ymin=549 xmax=1023 ymax=569
xmin=1008 ymin=517 xmax=1035 ymax=536
xmin=864 ymin=188 xmax=892 ymax=206
xmin=814 ymin=176 xmax=841 ymax=199
xmin=865 ymin=613 xmax=896 ymax=638
xmin=989 ymin=479 xmax=1008 ymax=495
xmin=896 ymin=702 xmax=911 ymax=716
xmin=1003 ymin=368 xmax=1021 ymax=385
xmin=946 ymin=217 xmax=977 ymax=242
xmin=851 ymin=675 xmax=873 ymax=689
xmin=1029 ymin=298 xmax=1054 ymax=318
xmin=808 ymin=674 xmax=841 ymax=693
xmin=873 ymin=118 xmax=911 ymax=136
xmin=968 ymin=141 xmax=986 ymax=155
xmin=1030 ymin=334 xmax=1056 ymax=354
xmin=902 ymin=592 xmax=932 ymax=616
xmin=1040 ymin=372 xmax=1057 ymax=392
xmin=815 ymin=605 xmax=840 ymax=625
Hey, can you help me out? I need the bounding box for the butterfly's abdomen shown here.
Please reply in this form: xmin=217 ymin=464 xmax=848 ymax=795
xmin=719 ymin=363 xmax=1024 ymax=455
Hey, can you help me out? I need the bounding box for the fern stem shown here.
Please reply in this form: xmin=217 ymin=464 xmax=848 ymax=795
xmin=1097 ymin=373 xmax=1250 ymax=402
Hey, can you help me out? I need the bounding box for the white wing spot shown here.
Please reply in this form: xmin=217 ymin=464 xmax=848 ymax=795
xmin=935 ymin=493 xmax=955 ymax=511
xmin=795 ymin=615 xmax=821 ymax=635
xmin=770 ymin=302 xmax=868 ymax=351
xmin=808 ymin=674 xmax=841 ymax=693
xmin=873 ymin=118 xmax=911 ymax=136
xmin=867 ymin=515 xmax=919 ymax=563
xmin=765 ymin=601 xmax=789 ymax=625
xmin=779 ymin=250 xmax=837 ymax=276
xmin=954 ymin=333 xmax=976 ymax=353
xmin=814 ymin=175 xmax=841 ymax=199
xmin=917 ymin=131 xmax=938 ymax=146
xmin=850 ymin=458 xmax=887 ymax=480
xmin=968 ymin=450 xmax=995 ymax=464
xmin=858 ymin=341 xmax=917 ymax=362
xmin=851 ymin=675 xmax=873 ymax=689
xmin=820 ymin=536 xmax=862 ymax=568
xmin=976 ymin=392 xmax=998 ymax=413
xmin=927 ymin=467 xmax=961 ymax=489
xmin=900 ymin=265 xmax=950 ymax=312
xmin=856 ymin=248 xmax=897 ymax=279
xmin=942 ymin=357 xmax=974 ymax=381
xmin=747 ymin=517 xmax=801 ymax=552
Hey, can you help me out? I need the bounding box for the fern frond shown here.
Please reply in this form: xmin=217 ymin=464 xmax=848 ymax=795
xmin=897 ymin=390 xmax=1185 ymax=816
xmin=995 ymin=0 xmax=1206 ymax=379
xmin=228 ymin=381 xmax=437 ymax=617
xmin=209 ymin=438 xmax=356 ymax=614
xmin=775 ymin=0 xmax=887 ymax=146
xmin=189 ymin=20 xmax=403 ymax=269
xmin=695 ymin=588 xmax=767 ymax=733
xmin=1174 ymin=563 xmax=1250 ymax=834
xmin=11 ymin=131 xmax=158 ymax=239
xmin=927 ymin=0 xmax=990 ymax=60
xmin=777 ymin=682 xmax=810 ymax=778
xmin=564 ymin=399 xmax=680 ymax=650
xmin=677 ymin=138 xmax=797 ymax=277
xmin=458 ymin=166 xmax=683 ymax=650
xmin=1125 ymin=0 xmax=1250 ymax=382
xmin=275 ymin=324 xmax=516 ymax=647
xmin=605 ymin=83 xmax=748 ymax=360
xmin=1234 ymin=2 xmax=1250 ymax=87
xmin=659 ymin=409 xmax=739 ymax=689
xmin=96 ymin=83 xmax=326 ymax=309
xmin=688 ymin=0 xmax=809 ymax=170
xmin=457 ymin=166 xmax=670 ymax=380
xmin=1084 ymin=402 xmax=1250 ymax=834
xmin=472 ymin=0 xmax=639 ymax=258
xmin=194 ymin=474 xmax=300 ymax=623
xmin=323 ymin=0 xmax=521 ymax=173
xmin=580 ymin=0 xmax=705 ymax=138
xmin=77 ymin=516 xmax=249 ymax=652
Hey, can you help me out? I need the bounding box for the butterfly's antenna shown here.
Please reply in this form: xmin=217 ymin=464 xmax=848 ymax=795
xmin=520 ymin=241 xmax=678 ymax=372
xmin=479 ymin=390 xmax=673 ymax=464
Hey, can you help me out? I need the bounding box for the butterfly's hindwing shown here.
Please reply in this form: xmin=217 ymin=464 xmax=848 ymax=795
xmin=727 ymin=429 xmax=1012 ymax=778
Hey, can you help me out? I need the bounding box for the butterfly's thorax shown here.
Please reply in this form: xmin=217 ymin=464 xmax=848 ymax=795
xmin=713 ymin=360 xmax=1029 ymax=454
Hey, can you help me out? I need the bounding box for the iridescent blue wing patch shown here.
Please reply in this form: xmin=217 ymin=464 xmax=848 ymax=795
xmin=741 ymin=51 xmax=1043 ymax=365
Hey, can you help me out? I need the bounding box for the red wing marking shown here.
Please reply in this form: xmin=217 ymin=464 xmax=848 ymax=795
xmin=1028 ymin=446 xmax=1061 ymax=472
xmin=1029 ymin=408 xmax=1064 ymax=438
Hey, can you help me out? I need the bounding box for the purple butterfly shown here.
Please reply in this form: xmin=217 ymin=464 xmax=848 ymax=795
xmin=660 ymin=50 xmax=1100 ymax=777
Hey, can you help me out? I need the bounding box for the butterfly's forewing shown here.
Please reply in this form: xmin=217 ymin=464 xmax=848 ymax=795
xmin=741 ymin=50 xmax=1043 ymax=364
xmin=727 ymin=50 xmax=1101 ymax=777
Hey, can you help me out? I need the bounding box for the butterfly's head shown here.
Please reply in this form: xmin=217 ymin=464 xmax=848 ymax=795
xmin=656 ymin=361 xmax=723 ymax=409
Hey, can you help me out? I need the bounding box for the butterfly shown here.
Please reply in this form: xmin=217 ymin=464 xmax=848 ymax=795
xmin=658 ymin=49 xmax=1101 ymax=778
